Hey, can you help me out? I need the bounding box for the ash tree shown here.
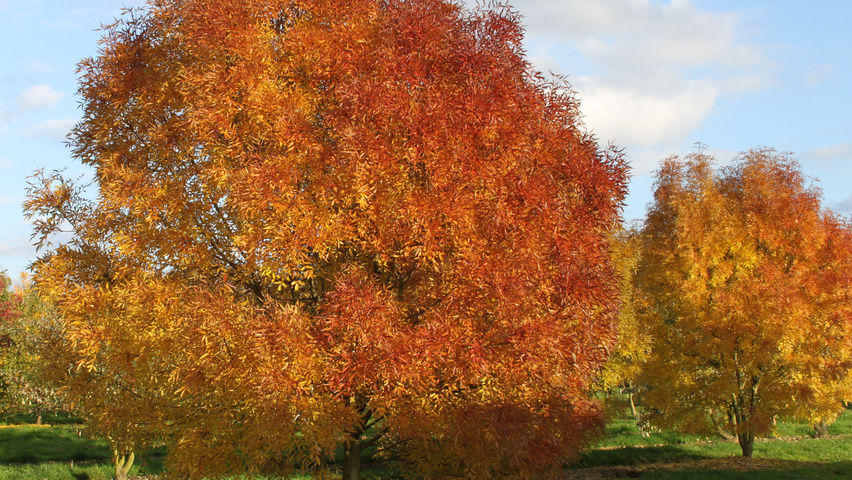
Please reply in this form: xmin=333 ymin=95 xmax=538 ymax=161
xmin=24 ymin=0 xmax=628 ymax=478
xmin=0 ymin=273 xmax=64 ymax=426
xmin=636 ymin=149 xmax=852 ymax=458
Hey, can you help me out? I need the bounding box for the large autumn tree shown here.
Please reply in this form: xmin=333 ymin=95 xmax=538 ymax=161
xmin=637 ymin=148 xmax=852 ymax=457
xmin=25 ymin=0 xmax=628 ymax=478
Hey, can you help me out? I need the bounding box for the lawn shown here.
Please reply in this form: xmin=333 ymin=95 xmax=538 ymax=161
xmin=0 ymin=414 xmax=165 ymax=480
xmin=567 ymin=405 xmax=852 ymax=479
xmin=1 ymin=409 xmax=850 ymax=479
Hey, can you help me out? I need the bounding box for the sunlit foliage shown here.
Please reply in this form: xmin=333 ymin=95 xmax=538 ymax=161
xmin=23 ymin=0 xmax=628 ymax=478
xmin=599 ymin=228 xmax=650 ymax=417
xmin=637 ymin=148 xmax=852 ymax=457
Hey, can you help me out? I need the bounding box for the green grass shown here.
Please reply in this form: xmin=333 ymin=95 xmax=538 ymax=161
xmin=594 ymin=416 xmax=713 ymax=449
xmin=0 ymin=411 xmax=83 ymax=425
xmin=0 ymin=424 xmax=109 ymax=464
xmin=579 ymin=434 xmax=852 ymax=468
xmin=569 ymin=405 xmax=852 ymax=479
xmin=0 ymin=422 xmax=166 ymax=480
xmin=0 ymin=408 xmax=849 ymax=479
xmin=772 ymin=409 xmax=852 ymax=437
xmin=641 ymin=460 xmax=852 ymax=480
xmin=0 ymin=462 xmax=121 ymax=480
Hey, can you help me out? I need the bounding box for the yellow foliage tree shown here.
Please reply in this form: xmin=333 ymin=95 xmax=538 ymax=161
xmin=0 ymin=274 xmax=65 ymax=425
xmin=600 ymin=227 xmax=650 ymax=418
xmin=637 ymin=148 xmax=852 ymax=457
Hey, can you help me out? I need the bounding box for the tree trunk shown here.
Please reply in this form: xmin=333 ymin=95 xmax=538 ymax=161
xmin=814 ymin=419 xmax=829 ymax=438
xmin=114 ymin=451 xmax=135 ymax=480
xmin=342 ymin=438 xmax=362 ymax=480
xmin=35 ymin=412 xmax=43 ymax=426
xmin=628 ymin=392 xmax=638 ymax=419
xmin=716 ymin=425 xmax=736 ymax=442
xmin=737 ymin=432 xmax=754 ymax=458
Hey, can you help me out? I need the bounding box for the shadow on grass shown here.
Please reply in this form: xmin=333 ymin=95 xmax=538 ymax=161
xmin=0 ymin=424 xmax=166 ymax=479
xmin=574 ymin=445 xmax=711 ymax=469
xmin=0 ymin=425 xmax=110 ymax=464
xmin=570 ymin=443 xmax=852 ymax=480
xmin=640 ymin=460 xmax=852 ymax=480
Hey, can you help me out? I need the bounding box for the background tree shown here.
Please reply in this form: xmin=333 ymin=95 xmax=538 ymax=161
xmin=0 ymin=271 xmax=23 ymax=413
xmin=0 ymin=274 xmax=65 ymax=425
xmin=24 ymin=0 xmax=628 ymax=478
xmin=637 ymin=148 xmax=852 ymax=457
xmin=599 ymin=227 xmax=650 ymax=419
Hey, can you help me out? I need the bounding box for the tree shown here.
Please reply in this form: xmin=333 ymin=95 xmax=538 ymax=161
xmin=0 ymin=271 xmax=23 ymax=412
xmin=25 ymin=0 xmax=628 ymax=478
xmin=0 ymin=274 xmax=64 ymax=425
xmin=636 ymin=148 xmax=852 ymax=457
xmin=600 ymin=227 xmax=650 ymax=419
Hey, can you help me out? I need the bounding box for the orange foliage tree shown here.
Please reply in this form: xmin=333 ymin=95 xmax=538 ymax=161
xmin=637 ymin=149 xmax=852 ymax=457
xmin=24 ymin=0 xmax=628 ymax=478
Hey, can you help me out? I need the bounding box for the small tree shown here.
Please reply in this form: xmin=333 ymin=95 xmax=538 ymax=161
xmin=0 ymin=274 xmax=65 ymax=424
xmin=637 ymin=148 xmax=852 ymax=457
xmin=0 ymin=271 xmax=23 ymax=415
xmin=25 ymin=0 xmax=628 ymax=479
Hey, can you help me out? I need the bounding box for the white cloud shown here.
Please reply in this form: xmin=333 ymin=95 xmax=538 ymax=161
xmin=24 ymin=117 xmax=77 ymax=139
xmin=502 ymin=0 xmax=771 ymax=172
xmin=517 ymin=0 xmax=760 ymax=66
xmin=806 ymin=143 xmax=852 ymax=161
xmin=0 ymin=108 xmax=10 ymax=133
xmin=576 ymin=77 xmax=718 ymax=148
xmin=806 ymin=62 xmax=833 ymax=86
xmin=16 ymin=84 xmax=63 ymax=111
xmin=0 ymin=157 xmax=11 ymax=168
xmin=21 ymin=58 xmax=56 ymax=73
xmin=0 ymin=236 xmax=36 ymax=260
xmin=834 ymin=195 xmax=852 ymax=215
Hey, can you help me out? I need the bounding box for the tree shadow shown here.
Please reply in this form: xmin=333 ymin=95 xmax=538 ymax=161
xmin=575 ymin=444 xmax=711 ymax=469
xmin=0 ymin=426 xmax=110 ymax=464
xmin=637 ymin=459 xmax=852 ymax=479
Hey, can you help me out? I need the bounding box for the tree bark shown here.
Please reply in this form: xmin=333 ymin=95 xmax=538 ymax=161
xmin=629 ymin=392 xmax=638 ymax=419
xmin=814 ymin=419 xmax=829 ymax=438
xmin=715 ymin=425 xmax=736 ymax=442
xmin=737 ymin=432 xmax=754 ymax=458
xmin=342 ymin=437 xmax=362 ymax=480
xmin=114 ymin=451 xmax=135 ymax=480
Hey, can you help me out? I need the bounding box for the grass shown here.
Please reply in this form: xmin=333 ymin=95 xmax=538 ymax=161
xmin=567 ymin=405 xmax=852 ymax=479
xmin=0 ymin=413 xmax=166 ymax=480
xmin=0 ymin=409 xmax=850 ymax=479
xmin=639 ymin=460 xmax=852 ymax=480
xmin=1 ymin=411 xmax=83 ymax=426
xmin=0 ymin=424 xmax=109 ymax=464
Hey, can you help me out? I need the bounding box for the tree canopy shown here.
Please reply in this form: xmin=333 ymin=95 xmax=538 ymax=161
xmin=24 ymin=0 xmax=628 ymax=478
xmin=636 ymin=148 xmax=852 ymax=457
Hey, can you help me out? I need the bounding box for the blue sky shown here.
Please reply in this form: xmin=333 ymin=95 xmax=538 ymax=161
xmin=1 ymin=0 xmax=851 ymax=279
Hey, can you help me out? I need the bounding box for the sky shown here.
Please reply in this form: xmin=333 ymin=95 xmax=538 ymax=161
xmin=1 ymin=0 xmax=851 ymax=279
